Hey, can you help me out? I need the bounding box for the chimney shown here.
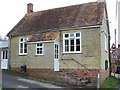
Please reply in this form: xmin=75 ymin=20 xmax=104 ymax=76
xmin=27 ymin=3 xmax=33 ymax=13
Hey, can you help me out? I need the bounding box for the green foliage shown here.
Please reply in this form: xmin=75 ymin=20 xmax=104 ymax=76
xmin=100 ymin=76 xmax=119 ymax=89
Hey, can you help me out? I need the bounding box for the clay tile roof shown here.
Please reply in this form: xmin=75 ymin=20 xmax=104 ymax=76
xmin=7 ymin=2 xmax=106 ymax=37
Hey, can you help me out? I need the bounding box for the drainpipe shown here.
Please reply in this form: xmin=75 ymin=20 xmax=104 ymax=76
xmin=8 ymin=36 xmax=11 ymax=70
xmin=105 ymin=1 xmax=111 ymax=76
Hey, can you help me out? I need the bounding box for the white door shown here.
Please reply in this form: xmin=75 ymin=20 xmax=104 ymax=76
xmin=1 ymin=50 xmax=8 ymax=69
xmin=54 ymin=43 xmax=59 ymax=71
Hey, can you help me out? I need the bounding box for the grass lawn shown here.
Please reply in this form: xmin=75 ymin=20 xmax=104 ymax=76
xmin=0 ymin=87 xmax=2 ymax=90
xmin=100 ymin=76 xmax=119 ymax=89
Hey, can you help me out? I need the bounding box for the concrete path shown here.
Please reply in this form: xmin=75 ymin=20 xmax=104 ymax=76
xmin=1 ymin=71 xmax=63 ymax=89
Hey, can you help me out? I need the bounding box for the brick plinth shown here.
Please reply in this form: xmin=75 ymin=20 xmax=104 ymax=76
xmin=9 ymin=67 xmax=99 ymax=79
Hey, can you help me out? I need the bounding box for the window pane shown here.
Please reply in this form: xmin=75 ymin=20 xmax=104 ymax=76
xmin=20 ymin=49 xmax=23 ymax=53
xmin=20 ymin=43 xmax=23 ymax=48
xmin=40 ymin=43 xmax=42 ymax=46
xmin=37 ymin=43 xmax=42 ymax=47
xmin=25 ymin=43 xmax=27 ymax=48
xmin=65 ymin=40 xmax=69 ymax=52
xmin=55 ymin=53 xmax=56 ymax=58
xmin=70 ymin=46 xmax=74 ymax=51
xmin=3 ymin=51 xmax=5 ymax=59
xmin=57 ymin=55 xmax=58 ymax=59
xmin=76 ymin=39 xmax=80 ymax=51
xmin=40 ymin=48 xmax=42 ymax=50
xmin=70 ymin=39 xmax=74 ymax=51
xmin=37 ymin=48 xmax=40 ymax=51
xmin=24 ymin=49 xmax=27 ymax=53
xmin=76 ymin=33 xmax=80 ymax=37
xmin=37 ymin=50 xmax=40 ymax=54
xmin=5 ymin=51 xmax=8 ymax=59
xmin=20 ymin=43 xmax=23 ymax=53
xmin=55 ymin=44 xmax=57 ymax=48
xmin=24 ymin=43 xmax=27 ymax=53
xmin=20 ymin=38 xmax=23 ymax=42
xmin=57 ymin=45 xmax=58 ymax=50
xmin=65 ymin=46 xmax=69 ymax=52
xmin=76 ymin=39 xmax=80 ymax=44
xmin=37 ymin=43 xmax=40 ymax=47
xmin=70 ymin=39 xmax=74 ymax=45
xmin=65 ymin=34 xmax=69 ymax=38
xmin=76 ymin=46 xmax=80 ymax=51
xmin=70 ymin=33 xmax=74 ymax=38
xmin=57 ymin=49 xmax=58 ymax=53
xmin=65 ymin=40 xmax=69 ymax=45
xmin=40 ymin=50 xmax=42 ymax=54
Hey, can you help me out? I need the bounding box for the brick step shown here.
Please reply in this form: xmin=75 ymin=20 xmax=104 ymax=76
xmin=58 ymin=70 xmax=97 ymax=87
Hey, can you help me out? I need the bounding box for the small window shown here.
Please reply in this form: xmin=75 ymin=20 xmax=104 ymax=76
xmin=36 ymin=43 xmax=44 ymax=55
xmin=105 ymin=60 xmax=108 ymax=70
xmin=19 ymin=37 xmax=28 ymax=55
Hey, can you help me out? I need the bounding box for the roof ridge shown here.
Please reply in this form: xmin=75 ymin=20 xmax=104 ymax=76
xmin=30 ymin=1 xmax=98 ymax=14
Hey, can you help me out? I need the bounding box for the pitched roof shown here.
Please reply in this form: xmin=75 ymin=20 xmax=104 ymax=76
xmin=7 ymin=2 xmax=106 ymax=37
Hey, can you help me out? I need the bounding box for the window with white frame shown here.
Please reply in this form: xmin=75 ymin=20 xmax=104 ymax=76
xmin=19 ymin=38 xmax=28 ymax=55
xmin=36 ymin=43 xmax=44 ymax=55
xmin=63 ymin=32 xmax=81 ymax=53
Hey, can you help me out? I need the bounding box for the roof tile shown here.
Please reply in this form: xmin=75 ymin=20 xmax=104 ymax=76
xmin=7 ymin=2 xmax=105 ymax=37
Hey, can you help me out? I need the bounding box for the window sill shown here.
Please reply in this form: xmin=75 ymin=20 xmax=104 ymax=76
xmin=63 ymin=51 xmax=82 ymax=54
xmin=35 ymin=54 xmax=44 ymax=56
xmin=18 ymin=53 xmax=27 ymax=56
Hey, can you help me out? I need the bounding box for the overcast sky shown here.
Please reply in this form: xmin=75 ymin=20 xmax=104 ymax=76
xmin=0 ymin=0 xmax=118 ymax=46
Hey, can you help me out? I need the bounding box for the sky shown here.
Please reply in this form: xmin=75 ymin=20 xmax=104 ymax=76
xmin=0 ymin=0 xmax=118 ymax=47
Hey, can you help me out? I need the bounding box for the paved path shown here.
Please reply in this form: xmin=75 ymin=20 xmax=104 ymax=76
xmin=1 ymin=71 xmax=63 ymax=89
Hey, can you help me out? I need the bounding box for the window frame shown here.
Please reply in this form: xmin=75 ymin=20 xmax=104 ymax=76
xmin=36 ymin=43 xmax=44 ymax=55
xmin=19 ymin=37 xmax=28 ymax=55
xmin=63 ymin=32 xmax=81 ymax=53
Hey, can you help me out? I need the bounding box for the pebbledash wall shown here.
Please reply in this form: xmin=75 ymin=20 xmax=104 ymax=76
xmin=9 ymin=26 xmax=109 ymax=83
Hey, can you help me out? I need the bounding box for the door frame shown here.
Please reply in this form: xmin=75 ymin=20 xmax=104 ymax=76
xmin=54 ymin=42 xmax=60 ymax=71
xmin=1 ymin=50 xmax=8 ymax=69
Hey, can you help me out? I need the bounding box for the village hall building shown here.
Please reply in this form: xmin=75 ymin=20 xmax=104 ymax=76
xmin=7 ymin=0 xmax=110 ymax=84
